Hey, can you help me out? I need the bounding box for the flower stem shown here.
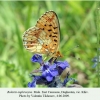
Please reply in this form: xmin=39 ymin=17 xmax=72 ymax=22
xmin=96 ymin=1 xmax=100 ymax=87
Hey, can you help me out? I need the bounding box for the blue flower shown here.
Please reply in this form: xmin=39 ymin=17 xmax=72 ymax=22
xmin=28 ymin=54 xmax=71 ymax=87
xmin=40 ymin=60 xmax=69 ymax=82
xmin=63 ymin=72 xmax=77 ymax=87
xmin=28 ymin=78 xmax=36 ymax=88
xmin=40 ymin=63 xmax=50 ymax=71
xmin=28 ymin=75 xmax=53 ymax=87
xmin=54 ymin=61 xmax=69 ymax=75
xmin=28 ymin=75 xmax=46 ymax=88
xmin=31 ymin=54 xmax=44 ymax=65
xmin=41 ymin=63 xmax=58 ymax=82
xmin=92 ymin=56 xmax=100 ymax=68
xmin=55 ymin=60 xmax=69 ymax=69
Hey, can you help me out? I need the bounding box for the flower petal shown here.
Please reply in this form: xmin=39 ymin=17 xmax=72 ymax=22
xmin=55 ymin=61 xmax=69 ymax=69
xmin=31 ymin=54 xmax=43 ymax=65
xmin=46 ymin=76 xmax=53 ymax=81
xmin=50 ymin=70 xmax=58 ymax=76
xmin=28 ymin=81 xmax=36 ymax=88
xmin=49 ymin=64 xmax=56 ymax=70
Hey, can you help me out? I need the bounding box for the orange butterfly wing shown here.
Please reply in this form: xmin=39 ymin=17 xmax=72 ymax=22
xmin=23 ymin=11 xmax=61 ymax=57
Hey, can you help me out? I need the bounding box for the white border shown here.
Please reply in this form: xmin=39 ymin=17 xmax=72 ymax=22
xmin=0 ymin=88 xmax=100 ymax=100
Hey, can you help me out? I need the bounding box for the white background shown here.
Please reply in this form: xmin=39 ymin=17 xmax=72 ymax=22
xmin=0 ymin=88 xmax=100 ymax=100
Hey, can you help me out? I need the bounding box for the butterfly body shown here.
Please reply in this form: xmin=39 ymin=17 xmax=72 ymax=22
xmin=23 ymin=11 xmax=62 ymax=58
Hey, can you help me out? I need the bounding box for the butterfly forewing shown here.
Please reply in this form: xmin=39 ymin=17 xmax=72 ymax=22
xmin=23 ymin=11 xmax=60 ymax=56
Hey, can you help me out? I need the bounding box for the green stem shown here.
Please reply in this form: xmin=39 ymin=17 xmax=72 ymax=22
xmin=96 ymin=1 xmax=100 ymax=87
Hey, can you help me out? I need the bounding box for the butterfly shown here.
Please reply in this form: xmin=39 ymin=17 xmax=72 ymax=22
xmin=23 ymin=11 xmax=62 ymax=58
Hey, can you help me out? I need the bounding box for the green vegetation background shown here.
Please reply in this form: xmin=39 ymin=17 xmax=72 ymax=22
xmin=0 ymin=1 xmax=97 ymax=87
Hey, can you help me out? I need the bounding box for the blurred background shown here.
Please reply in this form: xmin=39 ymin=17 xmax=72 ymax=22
xmin=0 ymin=1 xmax=98 ymax=87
